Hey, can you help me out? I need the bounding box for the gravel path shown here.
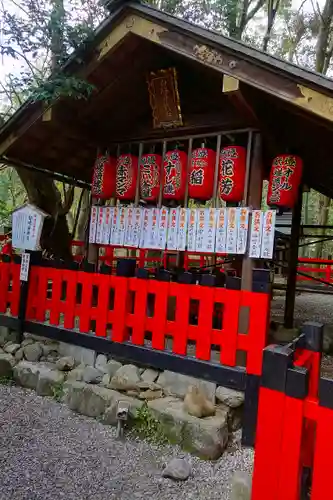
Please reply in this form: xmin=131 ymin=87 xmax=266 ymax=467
xmin=0 ymin=385 xmax=253 ymax=500
xmin=271 ymin=292 xmax=333 ymax=324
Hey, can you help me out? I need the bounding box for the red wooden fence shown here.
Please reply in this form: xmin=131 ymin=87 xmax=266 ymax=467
xmin=0 ymin=259 xmax=270 ymax=376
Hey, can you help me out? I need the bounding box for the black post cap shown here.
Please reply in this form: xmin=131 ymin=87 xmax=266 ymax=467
xmin=261 ymin=344 xmax=294 ymax=392
xmin=301 ymin=321 xmax=324 ymax=353
xmin=319 ymin=377 xmax=333 ymax=410
xmin=286 ymin=366 xmax=309 ymax=399
xmin=226 ymin=276 xmax=241 ymax=290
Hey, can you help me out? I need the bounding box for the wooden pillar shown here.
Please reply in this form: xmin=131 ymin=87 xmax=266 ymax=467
xmin=284 ymin=188 xmax=302 ymax=328
xmin=87 ymin=196 xmax=99 ymax=265
xmin=241 ymin=133 xmax=264 ymax=293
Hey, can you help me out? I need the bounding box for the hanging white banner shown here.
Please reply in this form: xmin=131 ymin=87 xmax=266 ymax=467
xmin=260 ymin=209 xmax=276 ymax=259
xmin=249 ymin=210 xmax=264 ymax=258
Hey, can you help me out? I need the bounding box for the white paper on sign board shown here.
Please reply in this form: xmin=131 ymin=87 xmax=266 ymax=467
xmin=215 ymin=208 xmax=227 ymax=254
xmin=110 ymin=207 xmax=119 ymax=245
xmin=89 ymin=206 xmax=98 ymax=244
xmin=20 ymin=252 xmax=30 ymax=282
xmin=177 ymin=208 xmax=188 ymax=251
xmin=132 ymin=207 xmax=142 ymax=248
xmin=187 ymin=208 xmax=198 ymax=252
xmin=203 ymin=208 xmax=217 ymax=253
xmin=249 ymin=210 xmax=264 ymax=258
xmin=195 ymin=208 xmax=206 ymax=252
xmin=167 ymin=208 xmax=179 ymax=251
xmin=157 ymin=207 xmax=168 ymax=250
xmin=95 ymin=206 xmax=104 ymax=245
xmin=236 ymin=207 xmax=249 ymax=255
xmin=148 ymin=208 xmax=160 ymax=249
xmin=117 ymin=207 xmax=127 ymax=246
xmin=260 ymin=210 xmax=276 ymax=259
xmin=226 ymin=207 xmax=238 ymax=254
xmin=101 ymin=207 xmax=113 ymax=244
xmin=124 ymin=207 xmax=134 ymax=247
xmin=140 ymin=208 xmax=150 ymax=248
xmin=12 ymin=204 xmax=46 ymax=251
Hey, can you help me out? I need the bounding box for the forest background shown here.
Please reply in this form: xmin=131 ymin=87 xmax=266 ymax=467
xmin=0 ymin=0 xmax=332 ymax=258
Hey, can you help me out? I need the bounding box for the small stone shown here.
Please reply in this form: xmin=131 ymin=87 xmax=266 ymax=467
xmin=56 ymin=356 xmax=75 ymax=371
xmin=136 ymin=381 xmax=161 ymax=391
xmin=23 ymin=343 xmax=43 ymax=362
xmin=83 ymin=366 xmax=103 ymax=384
xmin=95 ymin=354 xmax=108 ymax=372
xmin=184 ymin=385 xmax=216 ymax=418
xmin=46 ymin=352 xmax=59 ymax=362
xmin=231 ymin=471 xmax=252 ymax=500
xmin=66 ymin=364 xmax=86 ymax=382
xmin=157 ymin=371 xmax=216 ymax=402
xmin=63 ymin=381 xmax=114 ymax=418
xmin=105 ymin=360 xmax=123 ymax=377
xmin=110 ymin=364 xmax=141 ymax=391
xmin=138 ymin=389 xmax=163 ymax=401
xmin=216 ymin=387 xmax=245 ymax=408
xmin=41 ymin=343 xmax=59 ymax=357
xmin=101 ymin=373 xmax=111 ymax=387
xmin=141 ymin=368 xmax=159 ymax=383
xmin=163 ymin=458 xmax=191 ymax=481
xmin=13 ymin=361 xmax=39 ymax=389
xmin=14 ymin=347 xmax=24 ymax=361
xmin=126 ymin=390 xmax=140 ymax=398
xmin=0 ymin=326 xmax=20 ymax=346
xmin=0 ymin=353 xmax=15 ymax=378
xmin=36 ymin=369 xmax=65 ymax=397
xmin=4 ymin=343 xmax=21 ymax=355
xmin=21 ymin=338 xmax=35 ymax=347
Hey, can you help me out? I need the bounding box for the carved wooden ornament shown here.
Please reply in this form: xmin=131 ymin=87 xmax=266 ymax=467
xmin=147 ymin=67 xmax=183 ymax=129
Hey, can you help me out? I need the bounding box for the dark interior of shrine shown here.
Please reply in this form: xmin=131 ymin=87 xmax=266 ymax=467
xmin=1 ymin=32 xmax=333 ymax=198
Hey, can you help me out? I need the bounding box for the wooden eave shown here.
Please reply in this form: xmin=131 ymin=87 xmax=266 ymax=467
xmin=1 ymin=1 xmax=333 ymax=196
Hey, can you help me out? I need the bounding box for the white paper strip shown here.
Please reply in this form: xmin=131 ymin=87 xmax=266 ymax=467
xmin=167 ymin=208 xmax=179 ymax=250
xmin=236 ymin=207 xmax=249 ymax=255
xmin=157 ymin=207 xmax=169 ymax=250
xmin=249 ymin=210 xmax=264 ymax=258
xmin=95 ymin=206 xmax=104 ymax=245
xmin=110 ymin=207 xmax=119 ymax=245
xmin=195 ymin=208 xmax=206 ymax=252
xmin=140 ymin=208 xmax=150 ymax=248
xmin=89 ymin=206 xmax=98 ymax=243
xmin=187 ymin=208 xmax=198 ymax=252
xmin=226 ymin=207 xmax=238 ymax=254
xmin=260 ymin=210 xmax=276 ymax=259
xmin=177 ymin=208 xmax=188 ymax=251
xmin=132 ymin=207 xmax=142 ymax=248
xmin=215 ymin=208 xmax=227 ymax=254
xmin=20 ymin=252 xmax=30 ymax=281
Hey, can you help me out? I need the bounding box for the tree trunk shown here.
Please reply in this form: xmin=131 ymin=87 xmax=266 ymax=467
xmin=16 ymin=169 xmax=72 ymax=261
xmin=75 ymin=189 xmax=90 ymax=257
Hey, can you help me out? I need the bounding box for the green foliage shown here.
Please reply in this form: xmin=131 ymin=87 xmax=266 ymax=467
xmin=0 ymin=168 xmax=26 ymax=227
xmin=0 ymin=374 xmax=14 ymax=386
xmin=133 ymin=403 xmax=170 ymax=445
xmin=51 ymin=381 xmax=64 ymax=402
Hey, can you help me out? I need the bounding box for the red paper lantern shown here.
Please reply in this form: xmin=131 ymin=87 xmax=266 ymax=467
xmin=139 ymin=153 xmax=162 ymax=202
xmin=116 ymin=154 xmax=138 ymax=200
xmin=219 ymin=146 xmax=246 ymax=203
xmin=163 ymin=150 xmax=187 ymax=200
xmin=188 ymin=147 xmax=215 ymax=200
xmin=267 ymin=155 xmax=303 ymax=209
xmin=91 ymin=154 xmax=116 ymax=200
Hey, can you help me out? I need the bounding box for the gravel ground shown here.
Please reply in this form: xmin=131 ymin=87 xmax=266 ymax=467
xmin=0 ymin=385 xmax=253 ymax=500
xmin=271 ymin=291 xmax=333 ymax=324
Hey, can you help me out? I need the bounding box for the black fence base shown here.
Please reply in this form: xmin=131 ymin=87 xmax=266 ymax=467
xmin=242 ymin=374 xmax=261 ymax=447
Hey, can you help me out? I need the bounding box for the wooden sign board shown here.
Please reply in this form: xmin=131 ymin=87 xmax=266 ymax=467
xmin=12 ymin=203 xmax=48 ymax=251
xmin=147 ymin=67 xmax=183 ymax=129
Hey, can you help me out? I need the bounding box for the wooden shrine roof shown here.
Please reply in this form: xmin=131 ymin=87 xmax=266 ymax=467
xmin=1 ymin=0 xmax=333 ymax=196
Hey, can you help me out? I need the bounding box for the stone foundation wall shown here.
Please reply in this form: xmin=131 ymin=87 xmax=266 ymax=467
xmin=0 ymin=326 xmax=244 ymax=460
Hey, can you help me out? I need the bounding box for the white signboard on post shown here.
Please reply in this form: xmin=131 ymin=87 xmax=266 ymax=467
xmin=12 ymin=204 xmax=47 ymax=251
xmin=95 ymin=206 xmax=105 ymax=245
xmin=132 ymin=207 xmax=142 ymax=248
xmin=177 ymin=208 xmax=188 ymax=251
xmin=260 ymin=209 xmax=276 ymax=259
xmin=101 ymin=206 xmax=113 ymax=245
xmin=140 ymin=208 xmax=151 ymax=249
xmin=157 ymin=207 xmax=168 ymax=250
xmin=20 ymin=252 xmax=30 ymax=281
xmin=124 ymin=207 xmax=134 ymax=247
xmin=249 ymin=210 xmax=264 ymax=258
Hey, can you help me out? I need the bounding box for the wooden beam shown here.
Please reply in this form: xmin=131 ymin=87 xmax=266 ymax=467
xmin=284 ymin=188 xmax=303 ymax=328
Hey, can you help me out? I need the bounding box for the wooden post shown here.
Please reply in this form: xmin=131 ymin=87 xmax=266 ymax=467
xmin=241 ymin=133 xmax=264 ymax=294
xmin=87 ymin=196 xmax=99 ymax=266
xmin=284 ymin=188 xmax=303 ymax=328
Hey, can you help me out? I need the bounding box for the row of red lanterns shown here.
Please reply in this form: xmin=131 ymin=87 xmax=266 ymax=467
xmin=92 ymin=148 xmax=303 ymax=209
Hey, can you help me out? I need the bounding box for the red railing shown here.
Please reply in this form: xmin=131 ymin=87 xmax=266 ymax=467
xmin=0 ymin=260 xmax=270 ymax=375
xmin=297 ymin=257 xmax=333 ymax=286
